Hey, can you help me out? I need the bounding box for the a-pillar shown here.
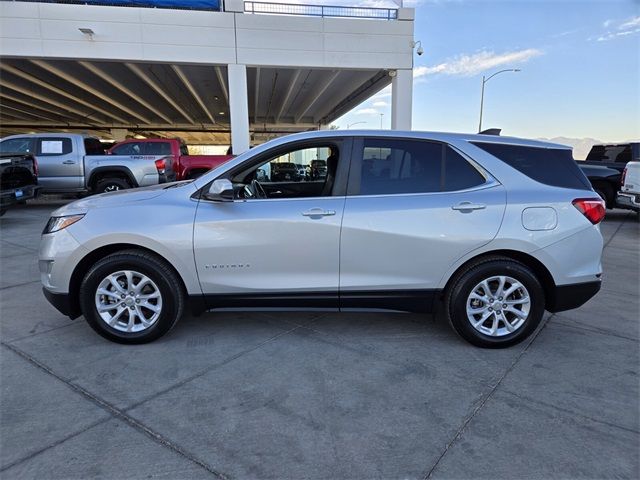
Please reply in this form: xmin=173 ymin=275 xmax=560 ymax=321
xmin=228 ymin=63 xmax=250 ymax=154
xmin=391 ymin=69 xmax=413 ymax=130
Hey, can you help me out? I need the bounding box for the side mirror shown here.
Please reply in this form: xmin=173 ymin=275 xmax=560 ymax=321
xmin=204 ymin=178 xmax=234 ymax=202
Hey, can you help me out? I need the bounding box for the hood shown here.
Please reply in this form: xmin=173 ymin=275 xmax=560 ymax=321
xmin=51 ymin=182 xmax=186 ymax=216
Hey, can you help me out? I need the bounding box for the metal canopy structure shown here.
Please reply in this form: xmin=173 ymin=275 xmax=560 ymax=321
xmin=0 ymin=58 xmax=391 ymax=143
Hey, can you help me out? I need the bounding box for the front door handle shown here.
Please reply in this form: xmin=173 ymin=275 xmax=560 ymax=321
xmin=62 ymin=160 xmax=75 ymax=164
xmin=452 ymin=201 xmax=486 ymax=211
xmin=302 ymin=208 xmax=336 ymax=217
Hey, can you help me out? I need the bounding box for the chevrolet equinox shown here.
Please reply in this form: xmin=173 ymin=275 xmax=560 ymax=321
xmin=40 ymin=131 xmax=605 ymax=348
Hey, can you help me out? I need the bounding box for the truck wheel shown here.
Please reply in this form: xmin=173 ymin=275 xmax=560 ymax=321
xmin=593 ymin=184 xmax=613 ymax=209
xmin=445 ymin=257 xmax=545 ymax=348
xmin=79 ymin=250 xmax=185 ymax=344
xmin=95 ymin=177 xmax=130 ymax=194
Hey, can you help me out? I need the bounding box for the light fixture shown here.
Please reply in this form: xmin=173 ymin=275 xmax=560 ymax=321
xmin=412 ymin=40 xmax=424 ymax=56
xmin=219 ymin=111 xmax=225 ymax=115
xmin=79 ymin=27 xmax=95 ymax=39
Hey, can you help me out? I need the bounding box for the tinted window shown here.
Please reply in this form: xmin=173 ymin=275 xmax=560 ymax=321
xmin=37 ymin=138 xmax=72 ymax=156
xmin=111 ymin=142 xmax=142 ymax=155
xmin=145 ymin=142 xmax=172 ymax=155
xmin=444 ymin=147 xmax=487 ymax=191
xmin=0 ymin=137 xmax=35 ymax=154
xmin=180 ymin=144 xmax=189 ymax=156
xmin=84 ymin=138 xmax=105 ymax=155
xmin=358 ymin=139 xmax=484 ymax=195
xmin=359 ymin=139 xmax=441 ymax=195
xmin=472 ymin=142 xmax=591 ymax=190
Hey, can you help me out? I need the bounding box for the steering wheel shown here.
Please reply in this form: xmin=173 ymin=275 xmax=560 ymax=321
xmin=249 ymin=179 xmax=267 ymax=199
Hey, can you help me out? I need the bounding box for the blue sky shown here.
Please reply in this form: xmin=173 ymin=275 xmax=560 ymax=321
xmin=334 ymin=0 xmax=639 ymax=141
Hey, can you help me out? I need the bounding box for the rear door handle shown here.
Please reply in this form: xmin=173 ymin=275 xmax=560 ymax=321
xmin=452 ymin=201 xmax=486 ymax=211
xmin=302 ymin=208 xmax=336 ymax=217
xmin=62 ymin=160 xmax=76 ymax=164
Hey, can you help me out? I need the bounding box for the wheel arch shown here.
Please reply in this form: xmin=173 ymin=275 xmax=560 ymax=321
xmin=68 ymin=243 xmax=190 ymax=319
xmin=88 ymin=167 xmax=138 ymax=191
xmin=442 ymin=249 xmax=557 ymax=310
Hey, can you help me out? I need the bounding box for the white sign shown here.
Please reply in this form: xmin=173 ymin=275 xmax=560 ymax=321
xmin=41 ymin=141 xmax=63 ymax=154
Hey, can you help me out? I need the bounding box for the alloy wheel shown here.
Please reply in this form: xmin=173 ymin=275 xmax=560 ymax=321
xmin=94 ymin=270 xmax=163 ymax=333
xmin=465 ymin=275 xmax=531 ymax=337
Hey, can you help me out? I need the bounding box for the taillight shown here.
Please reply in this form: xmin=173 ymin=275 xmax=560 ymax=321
xmin=155 ymin=158 xmax=166 ymax=174
xmin=621 ymin=167 xmax=627 ymax=186
xmin=572 ymin=198 xmax=606 ymax=225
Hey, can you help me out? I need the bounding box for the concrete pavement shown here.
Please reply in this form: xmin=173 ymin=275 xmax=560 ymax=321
xmin=1 ymin=201 xmax=638 ymax=479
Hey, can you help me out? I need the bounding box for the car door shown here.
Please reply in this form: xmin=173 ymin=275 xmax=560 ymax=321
xmin=193 ymin=139 xmax=351 ymax=310
xmin=35 ymin=136 xmax=82 ymax=190
xmin=339 ymin=136 xmax=506 ymax=311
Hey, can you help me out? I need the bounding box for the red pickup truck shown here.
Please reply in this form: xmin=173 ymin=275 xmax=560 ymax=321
xmin=108 ymin=138 xmax=233 ymax=181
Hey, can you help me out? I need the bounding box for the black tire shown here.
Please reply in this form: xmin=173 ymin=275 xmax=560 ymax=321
xmin=79 ymin=250 xmax=185 ymax=344
xmin=95 ymin=177 xmax=130 ymax=194
xmin=593 ymin=183 xmax=613 ymax=209
xmin=445 ymin=256 xmax=545 ymax=348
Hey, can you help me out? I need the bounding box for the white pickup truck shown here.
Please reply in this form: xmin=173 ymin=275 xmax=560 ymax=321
xmin=0 ymin=133 xmax=175 ymax=194
xmin=617 ymin=161 xmax=640 ymax=213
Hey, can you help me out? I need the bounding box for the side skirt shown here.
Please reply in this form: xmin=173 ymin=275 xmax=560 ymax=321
xmin=188 ymin=289 xmax=441 ymax=315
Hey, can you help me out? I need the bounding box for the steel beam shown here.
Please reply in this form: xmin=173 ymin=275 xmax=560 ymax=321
xmin=0 ymin=63 xmax=129 ymax=124
xmin=275 ymin=69 xmax=301 ymax=123
xmin=125 ymin=63 xmax=195 ymax=124
xmin=172 ymin=65 xmax=216 ymax=124
xmin=31 ymin=59 xmax=151 ymax=124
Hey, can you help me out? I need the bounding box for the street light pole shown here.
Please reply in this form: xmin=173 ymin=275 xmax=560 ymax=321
xmin=478 ymin=69 xmax=521 ymax=133
xmin=379 ymin=113 xmax=384 ymax=129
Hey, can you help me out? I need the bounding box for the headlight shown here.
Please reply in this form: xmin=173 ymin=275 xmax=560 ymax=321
xmin=43 ymin=214 xmax=85 ymax=234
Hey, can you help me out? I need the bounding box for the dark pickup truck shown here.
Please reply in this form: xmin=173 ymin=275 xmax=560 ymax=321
xmin=577 ymin=142 xmax=640 ymax=208
xmin=0 ymin=153 xmax=39 ymax=216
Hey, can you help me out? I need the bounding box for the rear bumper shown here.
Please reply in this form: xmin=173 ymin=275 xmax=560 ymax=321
xmin=616 ymin=192 xmax=640 ymax=212
xmin=0 ymin=184 xmax=40 ymax=207
xmin=546 ymin=280 xmax=601 ymax=313
xmin=42 ymin=288 xmax=81 ymax=319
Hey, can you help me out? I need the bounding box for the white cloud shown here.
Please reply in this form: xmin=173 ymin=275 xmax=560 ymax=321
xmin=593 ymin=15 xmax=640 ymax=41
xmin=372 ymin=100 xmax=389 ymax=107
xmin=619 ymin=15 xmax=640 ymax=30
xmin=371 ymin=86 xmax=392 ymax=100
xmin=354 ymin=108 xmax=380 ymax=115
xmin=413 ymin=48 xmax=543 ymax=78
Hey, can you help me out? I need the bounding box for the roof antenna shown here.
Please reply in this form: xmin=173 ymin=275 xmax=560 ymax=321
xmin=479 ymin=128 xmax=501 ymax=136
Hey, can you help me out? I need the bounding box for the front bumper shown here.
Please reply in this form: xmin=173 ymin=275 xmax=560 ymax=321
xmin=616 ymin=192 xmax=640 ymax=212
xmin=43 ymin=288 xmax=81 ymax=319
xmin=546 ymin=280 xmax=601 ymax=313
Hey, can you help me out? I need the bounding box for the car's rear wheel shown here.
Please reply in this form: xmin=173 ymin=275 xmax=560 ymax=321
xmin=445 ymin=257 xmax=545 ymax=348
xmin=79 ymin=250 xmax=184 ymax=344
xmin=95 ymin=177 xmax=130 ymax=194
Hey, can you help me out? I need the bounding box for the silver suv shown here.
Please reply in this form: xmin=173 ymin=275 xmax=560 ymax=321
xmin=40 ymin=131 xmax=605 ymax=348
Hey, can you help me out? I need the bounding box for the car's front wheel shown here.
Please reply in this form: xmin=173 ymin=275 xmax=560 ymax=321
xmin=79 ymin=250 xmax=184 ymax=344
xmin=445 ymin=257 xmax=545 ymax=348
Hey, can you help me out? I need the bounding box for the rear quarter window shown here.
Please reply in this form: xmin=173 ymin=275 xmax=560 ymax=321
xmin=472 ymin=142 xmax=591 ymax=190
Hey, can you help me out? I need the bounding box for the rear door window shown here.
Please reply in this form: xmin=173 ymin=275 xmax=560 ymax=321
xmin=472 ymin=142 xmax=591 ymax=189
xmin=144 ymin=142 xmax=172 ymax=155
xmin=356 ymin=138 xmax=486 ymax=195
xmin=36 ymin=138 xmax=72 ymax=156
